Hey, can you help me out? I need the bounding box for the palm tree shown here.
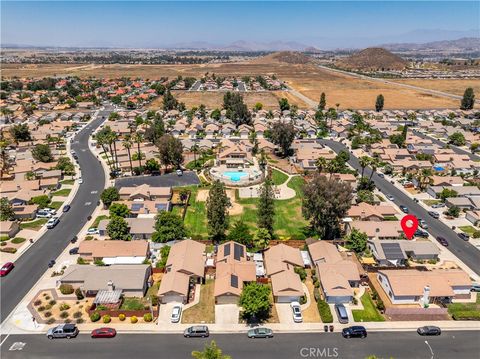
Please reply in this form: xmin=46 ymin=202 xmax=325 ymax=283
xmin=418 ymin=168 xmax=433 ymax=191
xmin=110 ymin=132 xmax=119 ymax=171
xmin=0 ymin=135 xmax=11 ymax=178
xmin=191 ymin=143 xmax=199 ymax=169
xmin=359 ymin=156 xmax=371 ymax=178
xmin=123 ymin=134 xmax=134 ymax=174
xmin=326 ymin=159 xmax=340 ymax=179
xmin=315 ymin=157 xmax=328 ymax=173
xmin=96 ymin=130 xmax=113 ymax=171
xmin=133 ymin=132 xmax=144 ymax=171
xmin=368 ymin=157 xmax=381 ymax=181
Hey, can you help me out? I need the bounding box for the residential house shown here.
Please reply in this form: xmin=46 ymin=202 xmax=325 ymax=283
xmin=0 ymin=221 xmax=20 ymax=238
xmin=349 ymin=221 xmax=403 ymax=240
xmin=78 ymin=240 xmax=149 ymax=265
xmin=368 ymin=240 xmax=439 ymax=266
xmin=347 ymin=202 xmax=398 ymax=221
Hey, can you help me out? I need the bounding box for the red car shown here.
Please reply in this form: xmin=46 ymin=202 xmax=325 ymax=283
xmin=91 ymin=327 xmax=116 ymax=338
xmin=0 ymin=262 xmax=14 ymax=277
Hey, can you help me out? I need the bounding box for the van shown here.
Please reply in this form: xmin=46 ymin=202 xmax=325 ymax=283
xmin=47 ymin=324 xmax=79 ymax=339
xmin=335 ymin=304 xmax=349 ymax=324
xmin=183 ymin=326 xmax=209 ymax=338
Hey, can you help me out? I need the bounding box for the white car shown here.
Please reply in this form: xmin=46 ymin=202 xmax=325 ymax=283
xmin=290 ymin=301 xmax=303 ymax=323
xmin=87 ymin=228 xmax=99 ymax=235
xmin=78 ymin=177 xmax=83 ymax=184
xmin=171 ymin=305 xmax=182 ymax=323
xmin=386 ymin=195 xmax=395 ymax=201
xmin=176 ymin=169 xmax=183 ymax=176
xmin=46 ymin=217 xmax=60 ymax=229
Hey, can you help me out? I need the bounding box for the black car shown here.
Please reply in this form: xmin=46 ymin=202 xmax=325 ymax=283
xmin=458 ymin=232 xmax=470 ymax=241
xmin=342 ymin=326 xmax=367 ymax=339
xmin=399 ymin=205 xmax=409 ymax=214
xmin=70 ymin=236 xmax=78 ymax=244
xmin=428 ymin=211 xmax=440 ymax=219
xmin=48 ymin=260 xmax=56 ymax=268
xmin=414 ymin=229 xmax=429 ymax=238
xmin=69 ymin=247 xmax=79 ymax=255
xmin=417 ymin=326 xmax=441 ymax=336
xmin=62 ymin=205 xmax=71 ymax=213
xmin=377 ymin=173 xmax=384 ymax=178
xmin=436 ymin=236 xmax=449 ymax=247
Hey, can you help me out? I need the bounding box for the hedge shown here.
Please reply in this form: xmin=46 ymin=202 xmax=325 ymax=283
xmin=130 ymin=315 xmax=138 ymax=324
xmin=103 ymin=315 xmax=111 ymax=323
xmin=0 ymin=247 xmax=17 ymax=253
xmin=143 ymin=313 xmax=153 ymax=322
xmin=11 ymin=237 xmax=26 ymax=244
xmin=59 ymin=284 xmax=74 ymax=295
xmin=317 ymin=299 xmax=333 ymax=323
xmin=90 ymin=312 xmax=101 ymax=322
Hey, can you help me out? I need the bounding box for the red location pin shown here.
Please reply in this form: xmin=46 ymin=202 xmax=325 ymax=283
xmin=401 ymin=215 xmax=418 ymax=240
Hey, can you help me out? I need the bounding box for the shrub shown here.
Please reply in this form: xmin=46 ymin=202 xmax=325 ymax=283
xmin=143 ymin=313 xmax=153 ymax=322
xmin=376 ymin=298 xmax=385 ymax=312
xmin=59 ymin=284 xmax=74 ymax=295
xmin=45 ymin=304 xmax=52 ymax=310
xmin=60 ymin=311 xmax=69 ymax=319
xmin=317 ymin=299 xmax=333 ymax=323
xmin=0 ymin=247 xmax=17 ymax=254
xmin=44 ymin=311 xmax=52 ymax=318
xmin=130 ymin=316 xmax=138 ymax=324
xmin=64 ymin=319 xmax=71 ymax=323
xmin=43 ymin=293 xmax=48 ymax=297
xmin=38 ymin=306 xmax=46 ymax=312
xmin=311 ymin=268 xmax=316 ymax=276
xmin=75 ymin=288 xmax=84 ymax=300
xmin=313 ymin=288 xmax=321 ymax=302
xmin=294 ymin=267 xmax=307 ymax=281
xmin=473 ymin=231 xmax=480 ymax=239
xmin=0 ymin=236 xmax=9 ymax=242
xmin=96 ymin=305 xmax=108 ymax=311
xmin=352 ymin=297 xmax=358 ymax=305
xmin=49 ymin=300 xmax=57 ymax=306
xmin=46 ymin=318 xmax=56 ymax=325
xmin=73 ymin=311 xmax=82 ymax=319
xmin=34 ymin=299 xmax=42 ymax=306
xmin=85 ymin=235 xmax=94 ymax=241
xmin=150 ymin=294 xmax=159 ymax=307
xmin=45 ymin=295 xmax=51 ymax=300
xmin=1 ymin=242 xmax=6 ymax=246
xmin=76 ymin=318 xmax=84 ymax=324
xmin=59 ymin=303 xmax=70 ymax=311
xmin=77 ymin=257 xmax=87 ymax=265
xmin=119 ymin=313 xmax=126 ymax=321
xmin=314 ymin=280 xmax=320 ymax=288
xmin=299 ymin=295 xmax=307 ymax=305
xmin=11 ymin=237 xmax=26 ymax=244
xmin=90 ymin=312 xmax=101 ymax=322
xmin=103 ymin=315 xmax=111 ymax=323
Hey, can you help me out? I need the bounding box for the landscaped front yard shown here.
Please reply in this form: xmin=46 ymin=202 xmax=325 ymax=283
xmin=352 ymin=292 xmax=385 ymax=322
xmin=458 ymin=226 xmax=477 ymax=235
xmin=52 ymin=188 xmax=72 ymax=197
xmin=120 ymin=297 xmax=149 ymax=311
xmin=448 ymin=293 xmax=480 ymax=320
xmin=20 ymin=218 xmax=48 ymax=230
xmin=182 ymin=279 xmax=215 ymax=324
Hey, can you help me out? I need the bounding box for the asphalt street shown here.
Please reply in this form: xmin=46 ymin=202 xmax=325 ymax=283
xmin=0 ymin=109 xmax=110 ymax=323
xmin=412 ymin=130 xmax=480 ymax=161
xmin=321 ymin=139 xmax=480 ymax=276
xmin=1 ymin=331 xmax=479 ymax=359
xmin=114 ymin=171 xmax=200 ymax=188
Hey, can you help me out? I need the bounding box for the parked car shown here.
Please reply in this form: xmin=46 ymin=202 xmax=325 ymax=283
xmin=184 ymin=326 xmax=209 ymax=338
xmin=0 ymin=262 xmax=14 ymax=277
xmin=47 ymin=324 xmax=79 ymax=339
xmin=428 ymin=211 xmax=440 ymax=219
xmin=176 ymin=169 xmax=183 ymax=176
xmin=69 ymin=247 xmax=79 ymax=255
xmin=458 ymin=232 xmax=470 ymax=241
xmin=399 ymin=205 xmax=409 ymax=214
xmin=91 ymin=327 xmax=116 ymax=338
xmin=290 ymin=301 xmax=303 ymax=323
xmin=247 ymin=327 xmax=274 ymax=339
xmin=386 ymin=195 xmax=395 ymax=201
xmin=78 ymin=177 xmax=83 ymax=184
xmin=87 ymin=228 xmax=99 ymax=235
xmin=419 ymin=219 xmax=428 ymax=229
xmin=45 ymin=208 xmax=57 ymax=215
xmin=417 ymin=326 xmax=441 ymax=336
xmin=436 ymin=236 xmax=449 ymax=247
xmin=71 ymin=236 xmax=78 ymax=244
xmin=171 ymin=305 xmax=182 ymax=323
xmin=46 ymin=217 xmax=60 ymax=229
xmin=377 ymin=173 xmax=384 ymax=178
xmin=334 ymin=304 xmax=349 ymax=324
xmin=342 ymin=326 xmax=367 ymax=339
xmin=415 ymin=229 xmax=429 ymax=238
xmin=470 ymin=284 xmax=480 ymax=292
xmin=62 ymin=205 xmax=71 ymax=213
xmin=48 ymin=259 xmax=56 ymax=268
xmin=431 ymin=203 xmax=445 ymax=209
xmin=36 ymin=210 xmax=53 ymax=218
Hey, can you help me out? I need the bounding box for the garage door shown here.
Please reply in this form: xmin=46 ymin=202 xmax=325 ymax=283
xmin=276 ymin=296 xmax=299 ymax=303
xmin=216 ymin=295 xmax=238 ymax=305
xmin=162 ymin=295 xmax=184 ymax=304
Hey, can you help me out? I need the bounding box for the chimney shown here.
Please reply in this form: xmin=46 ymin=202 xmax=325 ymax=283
xmin=422 ymin=285 xmax=430 ymax=306
xmin=107 ymin=280 xmax=114 ymax=291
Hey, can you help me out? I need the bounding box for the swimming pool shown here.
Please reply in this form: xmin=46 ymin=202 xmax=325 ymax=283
xmin=223 ymin=171 xmax=248 ymax=182
xmin=433 ymin=165 xmax=445 ymax=171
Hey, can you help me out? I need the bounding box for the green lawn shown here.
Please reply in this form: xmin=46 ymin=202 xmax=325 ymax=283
xmin=146 ymin=281 xmax=161 ymax=298
xmin=52 ymin=188 xmax=72 ymax=197
xmin=458 ymin=226 xmax=476 ymax=235
xmin=20 ymin=218 xmax=48 ymax=230
xmin=423 ymin=199 xmax=441 ymax=206
xmin=49 ymin=201 xmax=64 ymax=210
xmin=92 ymin=215 xmax=109 ymax=228
xmin=352 ymin=292 xmax=385 ymax=322
xmin=448 ymin=294 xmax=480 ymax=320
xmin=183 ymin=186 xmax=209 ymax=239
xmin=271 ymin=169 xmax=288 ymax=186
xmin=120 ymin=297 xmax=148 ymax=311
xmin=60 ymin=179 xmax=75 ymax=185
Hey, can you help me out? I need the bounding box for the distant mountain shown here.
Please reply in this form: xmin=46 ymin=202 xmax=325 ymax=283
xmin=382 ymin=37 xmax=480 ymax=52
xmin=336 ymin=48 xmax=408 ymax=71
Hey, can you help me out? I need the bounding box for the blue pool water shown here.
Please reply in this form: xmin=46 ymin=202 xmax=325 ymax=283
xmin=223 ymin=171 xmax=248 ymax=182
xmin=433 ymin=165 xmax=445 ymax=171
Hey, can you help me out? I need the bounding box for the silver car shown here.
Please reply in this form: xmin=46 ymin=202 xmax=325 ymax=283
xmin=171 ymin=305 xmax=182 ymax=323
xmin=290 ymin=301 xmax=303 ymax=323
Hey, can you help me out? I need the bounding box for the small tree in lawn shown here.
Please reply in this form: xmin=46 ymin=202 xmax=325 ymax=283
xmin=271 ymin=122 xmax=296 ymax=157
xmin=191 ymin=340 xmax=231 ymax=359
xmin=152 ymin=211 xmax=187 ymax=243
xmin=257 ymin=177 xmax=275 ymax=236
xmin=239 ymin=283 xmax=272 ymax=321
xmin=344 ymin=228 xmax=368 ymax=253
xmin=206 ymin=180 xmax=231 ymax=243
xmin=109 ymin=203 xmax=130 ymax=218
xmin=447 ymin=205 xmax=460 ymax=218
xmin=375 ymin=94 xmax=384 ymax=112
xmin=227 ymin=220 xmax=253 ymax=247
xmin=106 ymin=216 xmax=131 ymax=241
xmin=100 ymin=187 xmax=119 ymax=208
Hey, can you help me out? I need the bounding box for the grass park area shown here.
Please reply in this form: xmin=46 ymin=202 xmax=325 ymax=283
xmin=352 ymin=292 xmax=385 ymax=322
xmin=270 ymin=168 xmax=288 ymax=186
xmin=182 ymin=279 xmax=215 ymax=324
xmin=20 ymin=218 xmax=48 ymax=230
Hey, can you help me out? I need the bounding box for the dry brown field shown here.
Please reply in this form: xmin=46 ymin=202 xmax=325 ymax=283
xmin=390 ymin=79 xmax=480 ymax=97
xmin=3 ymin=58 xmax=478 ymax=109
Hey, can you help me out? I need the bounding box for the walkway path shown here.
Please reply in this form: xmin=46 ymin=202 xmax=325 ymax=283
xmin=238 ymin=167 xmax=298 ymax=200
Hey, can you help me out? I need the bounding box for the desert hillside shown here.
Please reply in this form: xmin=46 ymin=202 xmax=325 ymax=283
xmin=336 ymin=47 xmax=408 ymax=71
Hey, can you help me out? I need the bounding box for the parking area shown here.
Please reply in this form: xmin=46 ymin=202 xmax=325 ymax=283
xmin=115 ymin=171 xmax=200 ymax=188
xmin=157 ymin=302 xmax=182 ymax=324
xmin=215 ymin=304 xmax=240 ymax=324
xmin=275 ymin=303 xmax=295 ymax=324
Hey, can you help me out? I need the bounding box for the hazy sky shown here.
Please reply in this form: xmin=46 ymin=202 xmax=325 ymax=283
xmin=2 ymin=1 xmax=479 ymax=49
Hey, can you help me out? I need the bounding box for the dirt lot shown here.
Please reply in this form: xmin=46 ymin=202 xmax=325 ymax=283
xmin=3 ymin=58 xmax=476 ymax=109
xmin=390 ymin=79 xmax=480 ymax=97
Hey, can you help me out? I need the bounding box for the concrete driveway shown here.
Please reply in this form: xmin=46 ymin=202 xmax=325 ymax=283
xmin=157 ymin=302 xmax=182 ymax=324
xmin=215 ymin=304 xmax=240 ymax=324
xmin=275 ymin=303 xmax=295 ymax=324
xmin=115 ymin=171 xmax=200 ymax=188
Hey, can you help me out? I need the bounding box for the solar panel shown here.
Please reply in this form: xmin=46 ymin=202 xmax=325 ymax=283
xmin=381 ymin=243 xmax=405 ymax=260
xmin=224 ymin=243 xmax=231 ymax=257
xmin=234 ymin=243 xmax=243 ymax=261
xmin=231 ymin=274 xmax=238 ymax=288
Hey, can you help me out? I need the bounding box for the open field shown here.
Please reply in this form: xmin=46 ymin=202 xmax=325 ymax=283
xmin=390 ymin=79 xmax=480 ymax=97
xmin=3 ymin=58 xmax=477 ymax=109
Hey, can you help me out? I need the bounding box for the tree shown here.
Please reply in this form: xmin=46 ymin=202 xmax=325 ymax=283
xmin=133 ymin=132 xmax=144 ymax=171
xmin=460 ymin=87 xmax=475 ymax=110
xmin=144 ymin=116 xmax=165 ymax=144
xmin=55 ymin=157 xmax=75 ymax=175
xmin=0 ymin=198 xmax=14 ymax=220
xmin=417 ymin=168 xmax=433 ymax=191
xmin=315 ymin=157 xmax=328 ymax=173
xmin=10 ymin=124 xmax=31 ymax=142
xmin=278 ymin=98 xmax=290 ymax=111
xmin=440 ymin=188 xmax=458 ymax=202
xmin=254 ymin=102 xmax=263 ymax=112
xmin=163 ymin=90 xmax=179 ymax=111
xmin=239 ymin=283 xmax=271 ymax=320
xmin=100 ymin=187 xmax=120 ymax=208
xmin=122 ymin=134 xmax=134 ymax=174
xmin=448 ymin=132 xmax=466 ymax=146
xmin=257 ymin=177 xmax=275 ymax=235
xmin=228 ymin=220 xmax=253 ymax=247
xmin=211 ymin=108 xmax=221 ymax=121
xmin=206 ymin=180 xmax=231 ymax=242
xmin=318 ymin=92 xmax=326 ymax=111
xmin=223 ymin=92 xmax=251 ymax=126
xmin=109 ymin=203 xmax=130 ymax=218
xmin=271 ymin=122 xmax=296 ymax=157
xmin=358 ymin=156 xmax=371 ymax=178
xmin=447 ymin=205 xmax=460 ymax=218
xmin=471 ymin=143 xmax=479 ymax=153
xmin=106 ymin=216 xmax=131 ymax=241
xmin=356 ymin=190 xmax=375 ymax=205
xmin=375 ymin=94 xmax=384 ymax=112
xmin=345 ymin=228 xmax=368 ymax=253
xmin=302 ymin=174 xmax=353 ymax=240
xmin=145 ymin=158 xmax=160 ymax=173
xmin=191 ymin=341 xmax=231 ymax=359
xmin=253 ymin=228 xmax=271 ymax=250
xmin=32 ymin=144 xmax=53 ymax=162
xmin=156 ymin=134 xmax=184 ymax=171
xmin=151 ymin=211 xmax=187 ymax=243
